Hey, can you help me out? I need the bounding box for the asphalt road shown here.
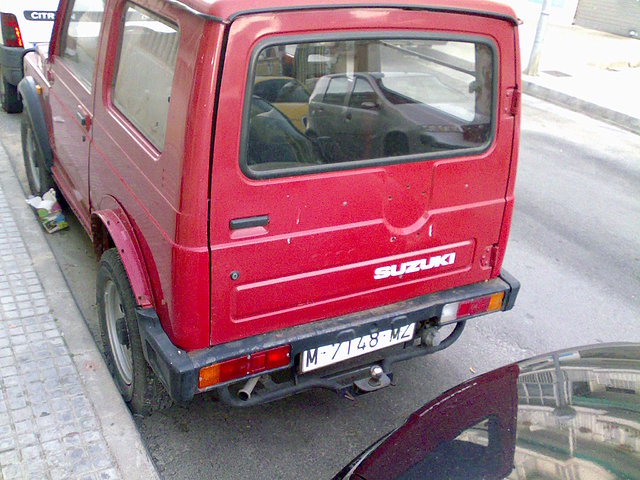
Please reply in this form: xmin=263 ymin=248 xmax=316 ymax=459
xmin=1 ymin=95 xmax=639 ymax=479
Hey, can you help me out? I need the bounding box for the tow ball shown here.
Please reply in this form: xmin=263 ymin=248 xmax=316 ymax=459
xmin=354 ymin=365 xmax=391 ymax=393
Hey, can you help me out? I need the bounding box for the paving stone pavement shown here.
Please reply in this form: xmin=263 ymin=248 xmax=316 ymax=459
xmin=0 ymin=183 xmax=120 ymax=480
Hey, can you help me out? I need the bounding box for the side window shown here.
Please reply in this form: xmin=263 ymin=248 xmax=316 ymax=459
xmin=323 ymin=77 xmax=349 ymax=105
xmin=349 ymin=78 xmax=376 ymax=108
xmin=60 ymin=0 xmax=105 ymax=88
xmin=112 ymin=4 xmax=179 ymax=151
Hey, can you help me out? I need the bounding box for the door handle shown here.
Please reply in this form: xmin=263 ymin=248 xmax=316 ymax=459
xmin=76 ymin=108 xmax=92 ymax=131
xmin=229 ymin=215 xmax=269 ymax=230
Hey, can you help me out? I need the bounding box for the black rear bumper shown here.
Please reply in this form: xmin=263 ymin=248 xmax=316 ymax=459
xmin=0 ymin=46 xmax=25 ymax=85
xmin=137 ymin=270 xmax=520 ymax=405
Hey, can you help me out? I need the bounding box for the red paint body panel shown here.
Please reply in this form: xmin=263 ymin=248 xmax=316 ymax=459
xmin=87 ymin=1 xmax=213 ymax=350
xmin=92 ymin=207 xmax=154 ymax=307
xmin=26 ymin=0 xmax=519 ymax=353
xmin=209 ymin=8 xmax=519 ymax=345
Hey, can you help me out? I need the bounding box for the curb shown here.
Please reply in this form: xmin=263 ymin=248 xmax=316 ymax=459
xmin=522 ymin=79 xmax=640 ymax=136
xmin=0 ymin=137 xmax=159 ymax=480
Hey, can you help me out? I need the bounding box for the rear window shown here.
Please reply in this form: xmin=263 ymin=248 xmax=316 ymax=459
xmin=242 ymin=37 xmax=496 ymax=178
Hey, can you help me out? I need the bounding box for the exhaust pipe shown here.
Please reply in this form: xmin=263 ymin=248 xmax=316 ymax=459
xmin=238 ymin=376 xmax=261 ymax=401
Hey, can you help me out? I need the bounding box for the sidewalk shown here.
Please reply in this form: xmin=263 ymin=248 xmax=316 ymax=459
xmin=0 ymin=144 xmax=158 ymax=479
xmin=514 ymin=2 xmax=640 ymax=134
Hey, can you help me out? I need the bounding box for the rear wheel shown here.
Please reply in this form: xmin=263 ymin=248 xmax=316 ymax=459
xmin=21 ymin=114 xmax=54 ymax=196
xmin=0 ymin=65 xmax=22 ymax=113
xmin=97 ymin=248 xmax=171 ymax=415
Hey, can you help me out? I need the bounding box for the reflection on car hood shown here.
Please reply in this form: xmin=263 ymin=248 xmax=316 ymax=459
xmin=335 ymin=343 xmax=640 ymax=480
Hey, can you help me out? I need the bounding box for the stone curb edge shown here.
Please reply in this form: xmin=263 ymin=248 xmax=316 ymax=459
xmin=522 ymin=79 xmax=640 ymax=136
xmin=0 ymin=142 xmax=160 ymax=480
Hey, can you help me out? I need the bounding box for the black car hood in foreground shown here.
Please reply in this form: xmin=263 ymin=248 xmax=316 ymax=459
xmin=335 ymin=343 xmax=640 ymax=480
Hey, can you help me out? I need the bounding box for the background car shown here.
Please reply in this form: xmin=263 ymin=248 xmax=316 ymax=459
xmin=334 ymin=343 xmax=640 ymax=480
xmin=253 ymin=75 xmax=310 ymax=132
xmin=246 ymin=96 xmax=319 ymax=170
xmin=0 ymin=0 xmax=58 ymax=112
xmin=306 ymin=72 xmax=491 ymax=161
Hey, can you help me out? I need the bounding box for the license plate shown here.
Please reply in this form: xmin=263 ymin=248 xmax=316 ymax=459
xmin=300 ymin=323 xmax=416 ymax=373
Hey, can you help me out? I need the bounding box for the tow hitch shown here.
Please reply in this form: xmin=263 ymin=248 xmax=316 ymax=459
xmin=354 ymin=365 xmax=391 ymax=393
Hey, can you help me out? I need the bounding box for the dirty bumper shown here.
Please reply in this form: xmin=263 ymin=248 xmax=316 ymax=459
xmin=136 ymin=270 xmax=519 ymax=406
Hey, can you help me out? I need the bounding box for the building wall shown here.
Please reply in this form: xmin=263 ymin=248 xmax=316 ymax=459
xmin=574 ymin=0 xmax=640 ymax=38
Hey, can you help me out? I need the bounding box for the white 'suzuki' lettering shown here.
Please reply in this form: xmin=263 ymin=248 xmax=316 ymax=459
xmin=374 ymin=253 xmax=456 ymax=280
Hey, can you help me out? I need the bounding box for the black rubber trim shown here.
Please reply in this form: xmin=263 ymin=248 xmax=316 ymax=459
xmin=164 ymin=0 xmax=227 ymax=23
xmin=229 ymin=215 xmax=269 ymax=230
xmin=161 ymin=3 xmax=517 ymax=29
xmin=20 ymin=48 xmax=36 ymax=78
xmin=499 ymin=269 xmax=520 ymax=311
xmin=136 ymin=270 xmax=519 ymax=404
xmin=226 ymin=4 xmax=519 ymax=26
xmin=136 ymin=308 xmax=197 ymax=403
xmin=218 ymin=320 xmax=467 ymax=407
xmin=17 ymin=76 xmax=54 ymax=169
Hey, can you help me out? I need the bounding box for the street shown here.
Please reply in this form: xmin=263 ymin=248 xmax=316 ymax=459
xmin=1 ymin=94 xmax=639 ymax=479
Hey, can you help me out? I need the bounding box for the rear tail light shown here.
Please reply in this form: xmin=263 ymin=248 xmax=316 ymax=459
xmin=1 ymin=13 xmax=23 ymax=48
xmin=440 ymin=292 xmax=505 ymax=324
xmin=198 ymin=345 xmax=291 ymax=390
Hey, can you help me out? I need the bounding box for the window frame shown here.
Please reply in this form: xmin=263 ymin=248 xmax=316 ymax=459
xmin=239 ymin=32 xmax=499 ymax=180
xmin=58 ymin=0 xmax=106 ymax=90
xmin=110 ymin=1 xmax=180 ymax=152
xmin=348 ymin=77 xmax=377 ymax=108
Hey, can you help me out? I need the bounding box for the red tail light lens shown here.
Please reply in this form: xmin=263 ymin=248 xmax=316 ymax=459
xmin=198 ymin=345 xmax=291 ymax=390
xmin=1 ymin=13 xmax=24 ymax=48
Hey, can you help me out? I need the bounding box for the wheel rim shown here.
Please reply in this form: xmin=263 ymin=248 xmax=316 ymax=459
xmin=104 ymin=280 xmax=133 ymax=389
xmin=25 ymin=124 xmax=41 ymax=193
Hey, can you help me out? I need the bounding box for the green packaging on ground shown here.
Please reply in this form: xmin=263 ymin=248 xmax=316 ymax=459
xmin=26 ymin=188 xmax=69 ymax=233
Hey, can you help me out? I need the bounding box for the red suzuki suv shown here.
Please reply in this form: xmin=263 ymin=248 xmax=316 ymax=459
xmin=20 ymin=0 xmax=521 ymax=414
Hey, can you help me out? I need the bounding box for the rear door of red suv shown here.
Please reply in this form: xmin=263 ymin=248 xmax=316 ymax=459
xmin=209 ymin=5 xmax=519 ymax=346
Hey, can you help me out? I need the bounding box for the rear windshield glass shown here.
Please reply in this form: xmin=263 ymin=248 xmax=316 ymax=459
xmin=243 ymin=38 xmax=495 ymax=176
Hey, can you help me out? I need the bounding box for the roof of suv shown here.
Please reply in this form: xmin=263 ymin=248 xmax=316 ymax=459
xmin=170 ymin=0 xmax=518 ymax=24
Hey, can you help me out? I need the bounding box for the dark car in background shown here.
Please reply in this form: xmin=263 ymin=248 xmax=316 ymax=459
xmin=306 ymin=69 xmax=492 ymax=161
xmin=246 ymin=96 xmax=319 ymax=170
xmin=253 ymin=76 xmax=310 ymax=132
xmin=335 ymin=343 xmax=640 ymax=480
xmin=0 ymin=0 xmax=57 ymax=112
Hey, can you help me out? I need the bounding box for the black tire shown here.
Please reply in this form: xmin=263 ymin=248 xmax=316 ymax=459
xmin=0 ymin=66 xmax=23 ymax=113
xmin=21 ymin=113 xmax=54 ymax=196
xmin=383 ymin=132 xmax=409 ymax=157
xmin=97 ymin=248 xmax=171 ymax=415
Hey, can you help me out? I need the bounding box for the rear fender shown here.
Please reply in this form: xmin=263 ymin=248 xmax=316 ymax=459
xmin=18 ymin=75 xmax=53 ymax=168
xmin=92 ymin=208 xmax=154 ymax=308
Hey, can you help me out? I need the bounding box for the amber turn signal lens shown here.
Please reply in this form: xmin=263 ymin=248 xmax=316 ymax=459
xmin=198 ymin=345 xmax=291 ymax=390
